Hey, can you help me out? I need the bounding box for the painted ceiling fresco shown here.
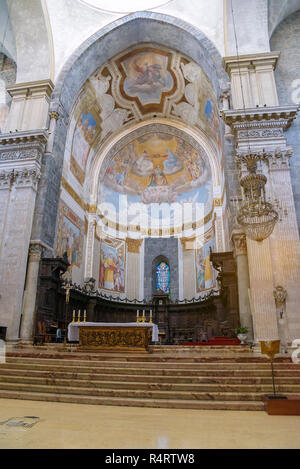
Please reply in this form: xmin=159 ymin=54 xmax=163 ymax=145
xmin=68 ymin=44 xmax=221 ymax=186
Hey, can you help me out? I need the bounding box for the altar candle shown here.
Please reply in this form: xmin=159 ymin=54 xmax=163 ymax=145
xmin=136 ymin=310 xmax=139 ymax=322
xmin=84 ymin=310 xmax=86 ymax=323
xmin=77 ymin=310 xmax=81 ymax=323
xmin=149 ymin=310 xmax=153 ymax=323
xmin=72 ymin=310 xmax=75 ymax=323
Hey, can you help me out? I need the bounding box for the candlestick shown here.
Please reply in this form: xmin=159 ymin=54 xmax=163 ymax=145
xmin=72 ymin=310 xmax=75 ymax=323
xmin=149 ymin=310 xmax=153 ymax=324
xmin=77 ymin=310 xmax=81 ymax=323
xmin=83 ymin=310 xmax=86 ymax=323
xmin=142 ymin=310 xmax=145 ymax=323
xmin=136 ymin=310 xmax=139 ymax=323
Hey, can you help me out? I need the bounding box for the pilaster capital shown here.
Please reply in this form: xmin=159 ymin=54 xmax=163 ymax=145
xmin=126 ymin=237 xmax=143 ymax=254
xmin=231 ymin=231 xmax=247 ymax=256
xmin=14 ymin=167 xmax=41 ymax=190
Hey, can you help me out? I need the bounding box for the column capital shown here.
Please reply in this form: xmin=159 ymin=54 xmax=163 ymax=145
xmin=28 ymin=243 xmax=44 ymax=262
xmin=231 ymin=231 xmax=247 ymax=256
xmin=49 ymin=111 xmax=59 ymax=121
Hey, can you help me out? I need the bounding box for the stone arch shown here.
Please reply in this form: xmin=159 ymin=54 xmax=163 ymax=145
xmin=37 ymin=12 xmax=227 ymax=252
xmin=51 ymin=11 xmax=227 ymax=114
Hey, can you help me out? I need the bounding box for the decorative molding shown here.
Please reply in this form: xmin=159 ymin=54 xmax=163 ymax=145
xmin=6 ymin=79 xmax=55 ymax=99
xmin=222 ymin=106 xmax=298 ymax=133
xmin=222 ymin=52 xmax=281 ymax=76
xmin=0 ymin=130 xmax=48 ymax=165
xmin=0 ymin=167 xmax=40 ymax=190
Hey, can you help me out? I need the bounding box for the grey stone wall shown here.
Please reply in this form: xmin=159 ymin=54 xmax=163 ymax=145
xmin=144 ymin=237 xmax=179 ymax=301
xmin=271 ymin=11 xmax=300 ymax=230
xmin=0 ymin=53 xmax=16 ymax=133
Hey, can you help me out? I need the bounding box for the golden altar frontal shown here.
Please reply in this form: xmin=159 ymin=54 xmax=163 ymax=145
xmin=78 ymin=325 xmax=152 ymax=351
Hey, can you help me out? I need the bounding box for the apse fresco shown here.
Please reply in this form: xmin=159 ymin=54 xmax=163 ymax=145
xmin=99 ymin=133 xmax=212 ymax=219
xmin=121 ymin=50 xmax=174 ymax=105
xmin=99 ymin=237 xmax=125 ymax=292
xmin=71 ymin=111 xmax=98 ymax=184
xmin=195 ymin=238 xmax=215 ymax=292
xmin=55 ymin=201 xmax=83 ymax=268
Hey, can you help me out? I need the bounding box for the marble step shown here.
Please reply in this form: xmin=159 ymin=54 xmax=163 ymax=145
xmin=4 ymin=356 xmax=296 ymax=369
xmin=0 ymin=389 xmax=265 ymax=411
xmin=1 ymin=367 xmax=299 ymax=384
xmin=1 ymin=374 xmax=299 ymax=393
xmin=6 ymin=350 xmax=289 ymax=363
xmin=0 ymin=380 xmax=280 ymax=401
xmin=1 ymin=362 xmax=299 ymax=377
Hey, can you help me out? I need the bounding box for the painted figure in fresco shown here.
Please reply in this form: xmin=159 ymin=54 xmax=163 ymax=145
xmin=113 ymin=255 xmax=123 ymax=292
xmin=134 ymin=150 xmax=154 ymax=175
xmin=103 ymin=252 xmax=117 ymax=290
xmin=196 ymin=251 xmax=205 ymax=291
xmin=204 ymin=253 xmax=213 ymax=289
xmin=204 ymin=99 xmax=215 ymax=124
xmin=132 ymin=61 xmax=165 ymax=89
xmin=99 ymin=248 xmax=105 ymax=287
xmin=185 ymin=154 xmax=202 ymax=181
xmin=149 ymin=165 xmax=168 ymax=187
xmin=163 ymin=149 xmax=183 ymax=174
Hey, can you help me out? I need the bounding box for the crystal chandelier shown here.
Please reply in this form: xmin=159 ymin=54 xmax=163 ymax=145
xmin=236 ymin=153 xmax=278 ymax=242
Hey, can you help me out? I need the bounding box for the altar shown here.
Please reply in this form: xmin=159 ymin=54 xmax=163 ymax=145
xmin=68 ymin=322 xmax=159 ymax=352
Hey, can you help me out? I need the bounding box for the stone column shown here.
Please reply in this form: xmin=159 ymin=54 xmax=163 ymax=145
xmin=46 ymin=111 xmax=59 ymax=153
xmin=231 ymin=231 xmax=253 ymax=340
xmin=20 ymin=243 xmax=44 ymax=342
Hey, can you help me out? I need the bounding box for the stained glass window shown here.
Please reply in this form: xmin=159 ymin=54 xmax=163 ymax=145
xmin=156 ymin=262 xmax=170 ymax=293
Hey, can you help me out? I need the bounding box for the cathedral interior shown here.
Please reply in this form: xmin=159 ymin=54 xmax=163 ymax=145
xmin=0 ymin=0 xmax=300 ymax=450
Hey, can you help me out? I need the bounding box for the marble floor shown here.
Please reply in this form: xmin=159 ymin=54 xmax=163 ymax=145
xmin=0 ymin=399 xmax=299 ymax=449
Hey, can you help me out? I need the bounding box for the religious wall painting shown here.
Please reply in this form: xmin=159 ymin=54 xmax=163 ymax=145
xmin=99 ymin=237 xmax=126 ymax=292
xmin=55 ymin=201 xmax=83 ymax=268
xmin=71 ymin=110 xmax=99 ymax=185
xmin=117 ymin=47 xmax=176 ymax=113
xmin=195 ymin=238 xmax=215 ymax=293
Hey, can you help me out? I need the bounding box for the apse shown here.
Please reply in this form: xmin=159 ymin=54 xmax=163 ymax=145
xmin=55 ymin=43 xmax=225 ymax=300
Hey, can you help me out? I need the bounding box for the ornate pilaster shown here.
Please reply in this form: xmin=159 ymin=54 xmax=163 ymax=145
xmin=222 ymin=51 xmax=300 ymax=342
xmin=0 ymin=130 xmax=48 ymax=342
